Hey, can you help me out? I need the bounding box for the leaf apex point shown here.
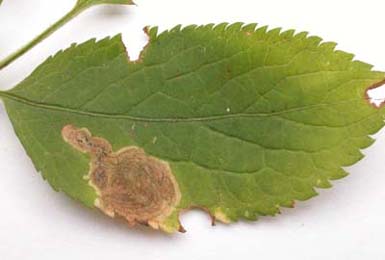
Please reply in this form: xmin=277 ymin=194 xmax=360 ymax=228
xmin=255 ymin=25 xmax=269 ymax=34
xmin=353 ymin=60 xmax=374 ymax=71
xmin=294 ymin=31 xmax=309 ymax=39
xmin=268 ymin=27 xmax=283 ymax=37
xmin=182 ymin=24 xmax=199 ymax=32
xmin=226 ymin=22 xmax=245 ymax=32
xmin=308 ymin=35 xmax=323 ymax=46
xmin=242 ymin=23 xmax=258 ymax=32
xmin=170 ymin=24 xmax=182 ymax=32
xmin=203 ymin=23 xmax=215 ymax=30
xmin=320 ymin=41 xmax=338 ymax=51
xmin=214 ymin=22 xmax=230 ymax=32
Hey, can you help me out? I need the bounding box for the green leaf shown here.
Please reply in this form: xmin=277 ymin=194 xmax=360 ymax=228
xmin=1 ymin=24 xmax=384 ymax=233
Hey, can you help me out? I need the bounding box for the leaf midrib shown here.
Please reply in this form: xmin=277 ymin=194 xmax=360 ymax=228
xmin=0 ymin=90 xmax=369 ymax=123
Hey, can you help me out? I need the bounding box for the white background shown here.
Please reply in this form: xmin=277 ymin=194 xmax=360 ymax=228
xmin=1 ymin=0 xmax=385 ymax=259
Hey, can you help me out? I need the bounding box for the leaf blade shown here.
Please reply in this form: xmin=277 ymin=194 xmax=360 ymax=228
xmin=3 ymin=24 xmax=385 ymax=232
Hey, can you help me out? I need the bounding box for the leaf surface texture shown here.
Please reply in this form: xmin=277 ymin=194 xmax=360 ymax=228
xmin=3 ymin=24 xmax=385 ymax=232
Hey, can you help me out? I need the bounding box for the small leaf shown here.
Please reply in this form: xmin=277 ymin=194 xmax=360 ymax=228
xmin=1 ymin=24 xmax=385 ymax=233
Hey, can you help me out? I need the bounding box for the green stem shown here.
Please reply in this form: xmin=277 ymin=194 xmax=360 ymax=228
xmin=0 ymin=7 xmax=83 ymax=70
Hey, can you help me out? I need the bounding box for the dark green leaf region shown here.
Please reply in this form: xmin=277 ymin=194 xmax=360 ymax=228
xmin=1 ymin=23 xmax=384 ymax=233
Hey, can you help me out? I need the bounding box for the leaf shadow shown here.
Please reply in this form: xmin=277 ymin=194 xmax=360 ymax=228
xmin=89 ymin=4 xmax=133 ymax=19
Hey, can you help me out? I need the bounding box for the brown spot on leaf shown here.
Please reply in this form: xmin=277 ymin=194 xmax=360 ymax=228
xmin=62 ymin=125 xmax=181 ymax=230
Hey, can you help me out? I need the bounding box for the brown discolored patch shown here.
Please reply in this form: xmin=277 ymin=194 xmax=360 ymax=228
xmin=61 ymin=125 xmax=181 ymax=230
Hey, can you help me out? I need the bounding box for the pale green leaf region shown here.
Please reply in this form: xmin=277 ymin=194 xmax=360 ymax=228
xmin=1 ymin=24 xmax=385 ymax=233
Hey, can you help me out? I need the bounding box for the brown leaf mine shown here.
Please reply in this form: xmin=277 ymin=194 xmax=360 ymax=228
xmin=61 ymin=125 xmax=181 ymax=231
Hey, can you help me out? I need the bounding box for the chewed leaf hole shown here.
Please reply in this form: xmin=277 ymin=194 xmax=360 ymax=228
xmin=366 ymin=79 xmax=385 ymax=108
xmin=122 ymin=28 xmax=149 ymax=62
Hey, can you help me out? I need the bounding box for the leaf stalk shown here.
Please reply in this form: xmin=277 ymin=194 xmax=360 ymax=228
xmin=0 ymin=5 xmax=87 ymax=70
